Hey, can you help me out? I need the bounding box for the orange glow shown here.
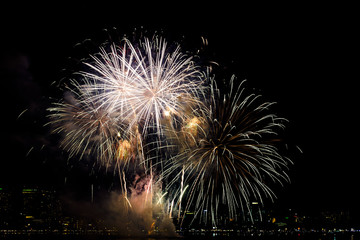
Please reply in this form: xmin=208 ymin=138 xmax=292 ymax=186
xmin=116 ymin=139 xmax=131 ymax=161
xmin=186 ymin=117 xmax=200 ymax=135
xmin=148 ymin=221 xmax=156 ymax=235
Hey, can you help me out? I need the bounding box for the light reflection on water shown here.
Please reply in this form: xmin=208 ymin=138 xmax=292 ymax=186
xmin=1 ymin=233 xmax=360 ymax=240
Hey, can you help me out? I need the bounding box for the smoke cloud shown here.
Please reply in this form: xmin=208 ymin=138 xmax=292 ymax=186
xmin=62 ymin=176 xmax=178 ymax=237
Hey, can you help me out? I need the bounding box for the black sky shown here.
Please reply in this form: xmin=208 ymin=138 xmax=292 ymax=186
xmin=1 ymin=3 xmax=358 ymax=216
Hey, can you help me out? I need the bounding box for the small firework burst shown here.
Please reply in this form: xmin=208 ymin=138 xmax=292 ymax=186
xmin=47 ymin=79 xmax=128 ymax=168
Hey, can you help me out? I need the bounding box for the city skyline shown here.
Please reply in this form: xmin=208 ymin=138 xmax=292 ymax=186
xmin=1 ymin=184 xmax=359 ymax=231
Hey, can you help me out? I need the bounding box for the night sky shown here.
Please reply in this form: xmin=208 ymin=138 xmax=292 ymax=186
xmin=1 ymin=4 xmax=358 ymax=218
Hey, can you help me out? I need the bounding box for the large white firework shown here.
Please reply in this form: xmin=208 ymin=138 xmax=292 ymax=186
xmin=48 ymin=36 xmax=206 ymax=166
xmin=81 ymin=37 xmax=205 ymax=136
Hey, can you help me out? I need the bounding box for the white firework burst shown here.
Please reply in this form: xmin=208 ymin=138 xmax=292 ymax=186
xmin=47 ymin=79 xmax=127 ymax=168
xmin=163 ymin=77 xmax=292 ymax=226
xmin=81 ymin=37 xmax=205 ymax=136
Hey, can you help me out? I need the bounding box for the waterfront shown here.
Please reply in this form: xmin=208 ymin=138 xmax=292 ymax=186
xmin=1 ymin=229 xmax=360 ymax=240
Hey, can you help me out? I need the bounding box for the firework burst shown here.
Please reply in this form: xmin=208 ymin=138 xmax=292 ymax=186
xmin=81 ymin=37 xmax=205 ymax=136
xmin=47 ymin=79 xmax=130 ymax=168
xmin=48 ymin=36 xmax=206 ymax=167
xmin=164 ymin=76 xmax=292 ymax=225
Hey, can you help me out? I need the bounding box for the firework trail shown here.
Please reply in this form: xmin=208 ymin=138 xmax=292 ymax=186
xmin=163 ymin=76 xmax=292 ymax=225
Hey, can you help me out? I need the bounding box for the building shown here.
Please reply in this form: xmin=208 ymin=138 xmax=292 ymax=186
xmin=0 ymin=185 xmax=62 ymax=230
xmin=21 ymin=186 xmax=62 ymax=229
xmin=0 ymin=187 xmax=11 ymax=228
